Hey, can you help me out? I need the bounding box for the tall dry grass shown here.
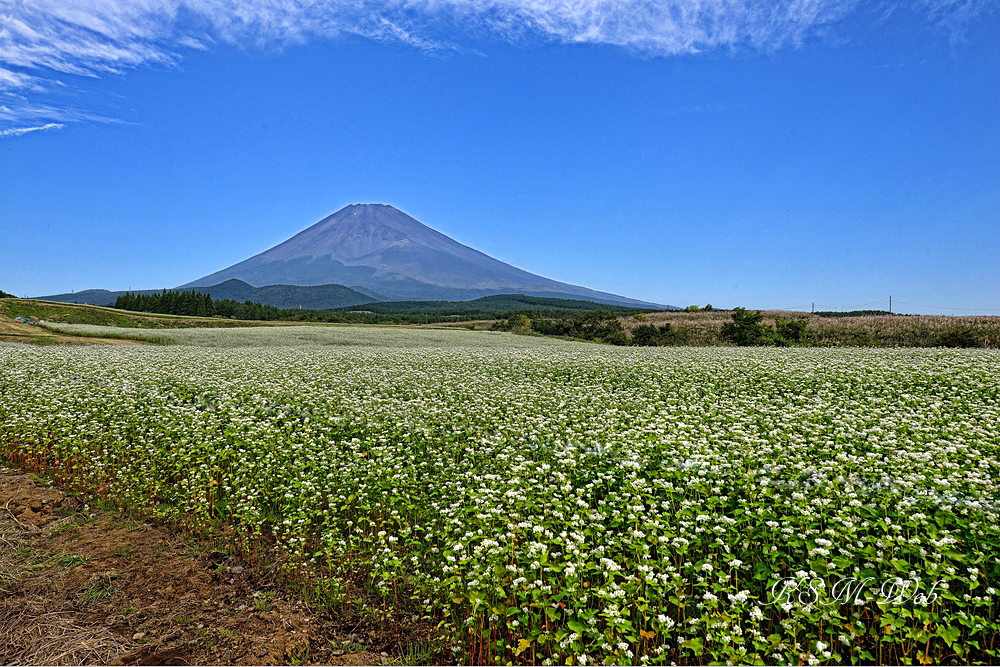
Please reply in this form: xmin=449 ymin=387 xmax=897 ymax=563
xmin=620 ymin=311 xmax=1000 ymax=347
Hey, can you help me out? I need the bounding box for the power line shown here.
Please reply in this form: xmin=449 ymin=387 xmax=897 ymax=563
xmin=739 ymin=297 xmax=998 ymax=314
xmin=850 ymin=298 xmax=890 ymax=308
xmin=894 ymin=301 xmax=1000 ymax=312
xmin=771 ymin=299 xmax=889 ymax=312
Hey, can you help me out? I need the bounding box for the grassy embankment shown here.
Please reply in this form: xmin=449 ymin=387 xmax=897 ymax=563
xmin=0 ymin=299 xmax=284 ymax=346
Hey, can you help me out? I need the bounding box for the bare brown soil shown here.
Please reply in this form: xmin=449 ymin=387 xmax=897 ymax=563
xmin=0 ymin=314 xmax=145 ymax=346
xmin=0 ymin=470 xmax=395 ymax=666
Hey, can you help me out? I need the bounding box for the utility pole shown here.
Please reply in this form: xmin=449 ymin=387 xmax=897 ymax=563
xmin=811 ymin=302 xmax=814 ymax=314
xmin=889 ymin=296 xmax=892 ymax=314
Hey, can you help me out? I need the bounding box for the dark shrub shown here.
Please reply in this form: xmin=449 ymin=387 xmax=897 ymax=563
xmin=775 ymin=317 xmax=808 ymax=345
xmin=720 ymin=308 xmax=769 ymax=346
xmin=602 ymin=330 xmax=629 ymax=346
xmin=663 ymin=325 xmax=691 ymax=346
xmin=934 ymin=327 xmax=984 ymax=348
xmin=631 ymin=324 xmax=661 ymax=346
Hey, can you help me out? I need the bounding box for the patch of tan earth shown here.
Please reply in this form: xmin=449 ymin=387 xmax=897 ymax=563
xmin=0 ymin=315 xmax=144 ymax=346
xmin=0 ymin=470 xmax=392 ymax=665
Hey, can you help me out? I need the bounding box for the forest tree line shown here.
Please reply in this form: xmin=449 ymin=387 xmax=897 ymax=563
xmin=112 ymin=289 xmax=649 ymax=325
xmin=115 ymin=290 xmax=284 ymax=320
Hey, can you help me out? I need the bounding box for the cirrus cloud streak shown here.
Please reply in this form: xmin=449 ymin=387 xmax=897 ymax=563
xmin=0 ymin=120 xmax=63 ymax=136
xmin=0 ymin=0 xmax=991 ymax=129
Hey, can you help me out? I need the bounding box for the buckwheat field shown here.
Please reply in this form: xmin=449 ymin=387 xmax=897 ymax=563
xmin=2 ymin=328 xmax=998 ymax=664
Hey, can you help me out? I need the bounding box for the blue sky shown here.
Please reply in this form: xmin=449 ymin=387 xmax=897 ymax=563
xmin=1 ymin=0 xmax=997 ymax=313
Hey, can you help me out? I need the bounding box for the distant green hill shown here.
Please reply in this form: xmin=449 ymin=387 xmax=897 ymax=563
xmin=334 ymin=294 xmax=658 ymax=317
xmin=35 ymin=279 xmax=377 ymax=310
xmin=0 ymin=289 xmax=13 ymax=299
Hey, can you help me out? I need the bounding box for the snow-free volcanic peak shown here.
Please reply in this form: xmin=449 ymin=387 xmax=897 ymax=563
xmin=180 ymin=204 xmax=662 ymax=307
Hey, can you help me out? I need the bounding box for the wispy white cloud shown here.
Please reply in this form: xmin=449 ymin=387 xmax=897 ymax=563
xmin=0 ymin=121 xmax=63 ymax=136
xmin=0 ymin=0 xmax=856 ymax=76
xmin=432 ymin=0 xmax=864 ymax=53
xmin=0 ymin=66 xmax=49 ymax=90
xmin=0 ymin=100 xmax=123 ymax=123
xmin=0 ymin=0 xmax=993 ymax=130
xmin=921 ymin=0 xmax=993 ymax=36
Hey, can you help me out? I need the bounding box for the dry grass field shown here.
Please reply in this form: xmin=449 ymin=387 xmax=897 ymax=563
xmin=620 ymin=310 xmax=1000 ymax=347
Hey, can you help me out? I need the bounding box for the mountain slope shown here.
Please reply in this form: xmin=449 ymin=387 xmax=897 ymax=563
xmin=33 ymin=288 xmax=148 ymax=307
xmin=181 ymin=204 xmax=667 ymax=308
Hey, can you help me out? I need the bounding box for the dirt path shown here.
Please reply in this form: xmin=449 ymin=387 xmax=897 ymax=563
xmin=0 ymin=470 xmax=388 ymax=665
xmin=0 ymin=315 xmax=144 ymax=346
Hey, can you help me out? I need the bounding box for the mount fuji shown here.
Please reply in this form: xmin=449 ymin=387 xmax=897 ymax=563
xmin=180 ymin=204 xmax=664 ymax=308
